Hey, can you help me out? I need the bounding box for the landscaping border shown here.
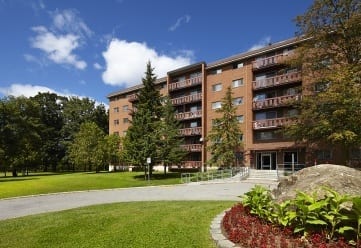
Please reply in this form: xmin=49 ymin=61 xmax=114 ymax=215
xmin=210 ymin=209 xmax=241 ymax=248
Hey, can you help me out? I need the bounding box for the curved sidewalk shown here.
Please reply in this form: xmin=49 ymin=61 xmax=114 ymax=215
xmin=0 ymin=180 xmax=277 ymax=221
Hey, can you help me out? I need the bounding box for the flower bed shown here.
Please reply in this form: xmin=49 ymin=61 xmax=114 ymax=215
xmin=222 ymin=185 xmax=361 ymax=248
xmin=222 ymin=203 xmax=351 ymax=247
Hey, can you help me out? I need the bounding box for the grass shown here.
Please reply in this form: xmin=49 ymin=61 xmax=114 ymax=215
xmin=0 ymin=201 xmax=235 ymax=248
xmin=0 ymin=171 xmax=181 ymax=199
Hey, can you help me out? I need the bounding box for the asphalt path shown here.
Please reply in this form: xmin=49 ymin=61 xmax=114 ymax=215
xmin=0 ymin=180 xmax=277 ymax=221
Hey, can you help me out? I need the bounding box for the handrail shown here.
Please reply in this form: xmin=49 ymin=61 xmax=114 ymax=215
xmin=181 ymin=167 xmax=249 ymax=183
xmin=169 ymin=76 xmax=202 ymax=91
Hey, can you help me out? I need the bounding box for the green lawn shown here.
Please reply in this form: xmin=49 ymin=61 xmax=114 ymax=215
xmin=0 ymin=201 xmax=235 ymax=248
xmin=0 ymin=171 xmax=181 ymax=199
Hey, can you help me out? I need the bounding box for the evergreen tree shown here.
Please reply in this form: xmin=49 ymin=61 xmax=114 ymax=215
xmin=286 ymin=0 xmax=361 ymax=164
xmin=206 ymin=87 xmax=243 ymax=168
xmin=158 ymin=96 xmax=187 ymax=174
xmin=122 ymin=62 xmax=163 ymax=179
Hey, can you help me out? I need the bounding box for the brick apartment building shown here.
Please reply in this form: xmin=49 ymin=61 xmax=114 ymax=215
xmin=107 ymin=37 xmax=359 ymax=171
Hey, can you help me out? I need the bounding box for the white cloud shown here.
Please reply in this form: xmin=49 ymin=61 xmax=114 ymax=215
xmin=248 ymin=36 xmax=272 ymax=51
xmin=0 ymin=84 xmax=58 ymax=98
xmin=30 ymin=26 xmax=87 ymax=69
xmin=93 ymin=62 xmax=103 ymax=70
xmin=102 ymin=39 xmax=193 ymax=87
xmin=0 ymin=83 xmax=108 ymax=109
xmin=51 ymin=9 xmax=93 ymax=38
xmin=169 ymin=15 xmax=191 ymax=31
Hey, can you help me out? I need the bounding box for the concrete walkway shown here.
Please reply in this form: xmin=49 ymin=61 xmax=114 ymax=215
xmin=0 ymin=180 xmax=277 ymax=221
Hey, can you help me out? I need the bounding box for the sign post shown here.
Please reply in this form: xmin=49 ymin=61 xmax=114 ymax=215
xmin=147 ymin=157 xmax=151 ymax=182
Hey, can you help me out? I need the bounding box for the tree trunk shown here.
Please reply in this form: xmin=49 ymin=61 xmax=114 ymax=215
xmin=164 ymin=164 xmax=167 ymax=175
xmin=12 ymin=169 xmax=18 ymax=177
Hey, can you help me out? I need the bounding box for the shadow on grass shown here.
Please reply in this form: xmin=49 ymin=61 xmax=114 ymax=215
xmin=0 ymin=177 xmax=40 ymax=183
xmin=133 ymin=172 xmax=181 ymax=181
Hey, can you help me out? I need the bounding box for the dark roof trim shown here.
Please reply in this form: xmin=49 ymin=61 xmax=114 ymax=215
xmin=107 ymin=76 xmax=167 ymax=98
xmin=206 ymin=37 xmax=305 ymax=69
xmin=167 ymin=62 xmax=205 ymax=76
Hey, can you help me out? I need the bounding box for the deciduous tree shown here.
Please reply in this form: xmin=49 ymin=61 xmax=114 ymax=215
xmin=286 ymin=0 xmax=361 ymax=164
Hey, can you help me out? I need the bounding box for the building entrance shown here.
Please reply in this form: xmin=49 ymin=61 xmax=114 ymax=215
xmin=256 ymin=152 xmax=277 ymax=170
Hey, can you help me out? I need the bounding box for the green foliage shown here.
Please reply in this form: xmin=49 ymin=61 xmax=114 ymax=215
xmin=206 ymin=87 xmax=243 ymax=167
xmin=68 ymin=122 xmax=106 ymax=172
xmin=157 ymin=96 xmax=187 ymax=173
xmin=241 ymin=186 xmax=360 ymax=242
xmin=286 ymin=0 xmax=361 ymax=161
xmin=241 ymin=185 xmax=274 ymax=222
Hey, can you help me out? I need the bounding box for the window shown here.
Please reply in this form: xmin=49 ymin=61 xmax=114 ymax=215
xmin=212 ymin=101 xmax=222 ymax=109
xmin=232 ymin=78 xmax=244 ymax=88
xmin=210 ymin=68 xmax=222 ymax=75
xmin=255 ymin=131 xmax=278 ymax=140
xmin=350 ymin=148 xmax=361 ymax=160
xmin=114 ymin=119 xmax=119 ymax=125
xmin=232 ymin=97 xmax=243 ymax=106
xmin=113 ymin=131 xmax=119 ymax=136
xmin=190 ymin=72 xmax=201 ymax=78
xmin=233 ymin=62 xmax=244 ymax=69
xmin=316 ymin=150 xmax=332 ymax=160
xmin=284 ymin=152 xmax=298 ymax=164
xmin=239 ymin=134 xmax=243 ymax=141
xmin=123 ymin=118 xmax=129 ymax=123
xmin=212 ymin=83 xmax=222 ymax=92
xmin=122 ymin=105 xmax=129 ymax=111
xmin=255 ymin=111 xmax=277 ymax=120
xmin=190 ymin=121 xmax=198 ymax=128
xmin=236 ymin=115 xmax=244 ymax=123
xmin=113 ymin=107 xmax=119 ymax=113
xmin=123 ymin=131 xmax=127 ymax=136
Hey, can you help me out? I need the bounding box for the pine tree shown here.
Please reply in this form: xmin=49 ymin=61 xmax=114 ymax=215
xmin=158 ymin=96 xmax=187 ymax=174
xmin=122 ymin=62 xmax=163 ymax=179
xmin=206 ymin=87 xmax=243 ymax=168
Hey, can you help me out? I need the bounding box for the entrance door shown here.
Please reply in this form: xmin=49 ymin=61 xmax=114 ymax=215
xmin=256 ymin=152 xmax=277 ymax=170
xmin=261 ymin=153 xmax=272 ymax=170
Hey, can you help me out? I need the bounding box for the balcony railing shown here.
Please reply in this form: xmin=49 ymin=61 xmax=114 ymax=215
xmin=179 ymin=127 xmax=202 ymax=136
xmin=252 ymin=71 xmax=302 ymax=90
xmin=175 ymin=110 xmax=202 ymax=120
xmin=180 ymin=144 xmax=202 ymax=152
xmin=169 ymin=76 xmax=202 ymax=91
xmin=253 ymin=94 xmax=301 ymax=110
xmin=252 ymin=53 xmax=292 ymax=70
xmin=253 ymin=117 xmax=295 ymax=130
xmin=171 ymin=93 xmax=202 ymax=105
xmin=128 ymin=93 xmax=138 ymax=102
xmin=180 ymin=161 xmax=202 ymax=168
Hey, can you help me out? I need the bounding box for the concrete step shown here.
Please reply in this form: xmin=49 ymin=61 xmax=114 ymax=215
xmin=247 ymin=169 xmax=279 ymax=181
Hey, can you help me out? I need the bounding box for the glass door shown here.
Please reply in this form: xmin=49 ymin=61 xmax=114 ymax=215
xmin=261 ymin=153 xmax=272 ymax=170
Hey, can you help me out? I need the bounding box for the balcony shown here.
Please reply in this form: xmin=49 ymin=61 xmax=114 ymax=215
xmin=169 ymin=76 xmax=202 ymax=91
xmin=179 ymin=127 xmax=202 ymax=136
xmin=128 ymin=93 xmax=138 ymax=102
xmin=180 ymin=144 xmax=202 ymax=152
xmin=253 ymin=117 xmax=295 ymax=130
xmin=180 ymin=161 xmax=202 ymax=168
xmin=253 ymin=94 xmax=301 ymax=110
xmin=252 ymin=71 xmax=302 ymax=90
xmin=252 ymin=53 xmax=292 ymax=70
xmin=171 ymin=93 xmax=202 ymax=106
xmin=175 ymin=110 xmax=202 ymax=120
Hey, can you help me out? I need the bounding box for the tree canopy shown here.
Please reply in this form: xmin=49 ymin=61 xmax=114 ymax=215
xmin=286 ymin=0 xmax=361 ymax=163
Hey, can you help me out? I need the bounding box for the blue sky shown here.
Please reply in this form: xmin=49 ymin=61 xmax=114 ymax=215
xmin=0 ymin=0 xmax=313 ymax=106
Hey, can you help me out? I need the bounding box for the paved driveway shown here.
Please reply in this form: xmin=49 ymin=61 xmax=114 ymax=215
xmin=0 ymin=180 xmax=276 ymax=220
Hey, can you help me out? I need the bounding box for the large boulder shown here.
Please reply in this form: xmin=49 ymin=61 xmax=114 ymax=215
xmin=273 ymin=164 xmax=361 ymax=202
